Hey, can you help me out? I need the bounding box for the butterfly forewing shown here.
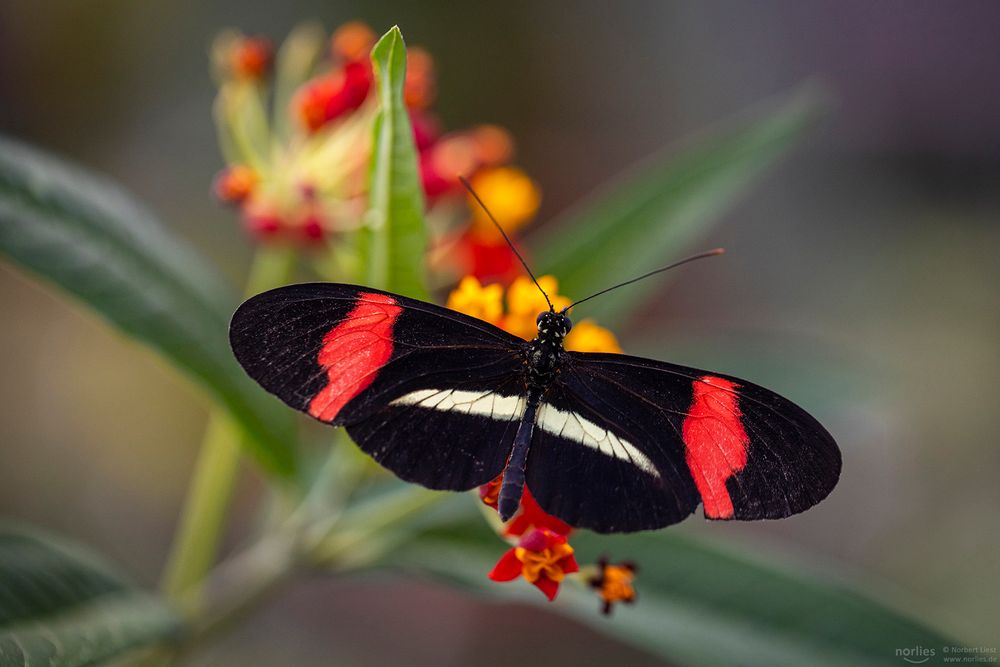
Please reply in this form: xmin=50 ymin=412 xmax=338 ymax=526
xmin=557 ymin=352 xmax=841 ymax=524
xmin=230 ymin=283 xmax=529 ymax=489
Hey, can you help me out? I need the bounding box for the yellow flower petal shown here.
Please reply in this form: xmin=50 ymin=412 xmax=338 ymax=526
xmin=446 ymin=276 xmax=504 ymax=325
xmin=564 ymin=320 xmax=622 ymax=354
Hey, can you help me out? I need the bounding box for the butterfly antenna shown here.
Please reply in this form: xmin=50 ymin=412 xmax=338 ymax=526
xmin=564 ymin=248 xmax=725 ymax=311
xmin=459 ymin=175 xmax=554 ymax=312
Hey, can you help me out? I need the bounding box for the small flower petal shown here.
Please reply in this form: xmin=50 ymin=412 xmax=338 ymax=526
xmin=532 ymin=576 xmax=560 ymax=601
xmin=564 ymin=320 xmax=623 ymax=354
xmin=488 ymin=549 xmax=524 ymax=582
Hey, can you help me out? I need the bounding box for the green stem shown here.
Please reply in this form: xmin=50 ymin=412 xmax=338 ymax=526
xmin=161 ymin=412 xmax=243 ymax=606
xmin=161 ymin=246 xmax=297 ymax=608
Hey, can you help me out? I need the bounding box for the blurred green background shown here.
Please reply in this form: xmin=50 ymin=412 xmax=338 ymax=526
xmin=1 ymin=1 xmax=997 ymax=664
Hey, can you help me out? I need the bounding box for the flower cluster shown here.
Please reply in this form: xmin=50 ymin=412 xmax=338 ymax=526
xmin=446 ymin=275 xmax=622 ymax=352
xmin=211 ymin=22 xmax=539 ymax=252
xmin=448 ymin=275 xmax=636 ymax=604
xmin=489 ymin=528 xmax=579 ymax=601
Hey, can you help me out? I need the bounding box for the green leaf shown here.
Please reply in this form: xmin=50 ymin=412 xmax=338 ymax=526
xmin=0 ymin=136 xmax=296 ymax=477
xmin=358 ymin=26 xmax=429 ymax=299
xmin=533 ymin=84 xmax=826 ymax=324
xmin=0 ymin=524 xmax=179 ymax=667
xmin=390 ymin=519 xmax=957 ymax=667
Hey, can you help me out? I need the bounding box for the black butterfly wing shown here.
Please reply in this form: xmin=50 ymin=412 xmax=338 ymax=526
xmin=230 ymin=283 xmax=530 ymax=490
xmin=524 ymin=377 xmax=701 ymax=533
xmin=525 ymin=352 xmax=840 ymax=533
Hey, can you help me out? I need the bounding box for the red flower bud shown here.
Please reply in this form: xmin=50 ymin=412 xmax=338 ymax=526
xmin=213 ymin=165 xmax=257 ymax=204
xmin=230 ymin=36 xmax=273 ymax=80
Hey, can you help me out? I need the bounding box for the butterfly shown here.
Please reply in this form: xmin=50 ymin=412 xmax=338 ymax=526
xmin=229 ymin=183 xmax=841 ymax=534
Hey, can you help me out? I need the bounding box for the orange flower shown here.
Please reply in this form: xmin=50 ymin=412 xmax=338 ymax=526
xmin=213 ymin=165 xmax=258 ymax=204
xmin=503 ymin=275 xmax=571 ymax=340
xmin=587 ymin=558 xmax=638 ymax=615
xmin=466 ymin=167 xmax=541 ymax=243
xmin=214 ymin=33 xmax=273 ymax=81
xmin=331 ymin=21 xmax=376 ymax=62
xmin=445 ymin=276 xmax=504 ymax=326
xmin=446 ymin=275 xmax=622 ymax=353
xmin=404 ymin=47 xmax=436 ymax=109
xmin=489 ymin=528 xmax=579 ymax=601
xmin=564 ymin=319 xmax=622 ymax=354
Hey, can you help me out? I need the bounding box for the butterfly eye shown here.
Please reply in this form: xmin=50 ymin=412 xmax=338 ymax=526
xmin=536 ymin=312 xmax=546 ymax=326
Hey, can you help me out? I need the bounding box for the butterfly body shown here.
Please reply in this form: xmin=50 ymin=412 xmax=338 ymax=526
xmin=231 ymin=283 xmax=841 ymax=533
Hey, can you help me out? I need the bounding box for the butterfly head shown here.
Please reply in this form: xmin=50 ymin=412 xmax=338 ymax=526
xmin=536 ymin=311 xmax=572 ymax=342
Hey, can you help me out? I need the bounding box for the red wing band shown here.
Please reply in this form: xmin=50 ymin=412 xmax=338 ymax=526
xmin=681 ymin=375 xmax=750 ymax=519
xmin=308 ymin=293 xmax=402 ymax=422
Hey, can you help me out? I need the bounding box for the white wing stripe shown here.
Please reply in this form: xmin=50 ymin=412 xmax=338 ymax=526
xmin=536 ymin=403 xmax=659 ymax=477
xmin=390 ymin=388 xmax=526 ymax=420
xmin=390 ymin=388 xmax=659 ymax=477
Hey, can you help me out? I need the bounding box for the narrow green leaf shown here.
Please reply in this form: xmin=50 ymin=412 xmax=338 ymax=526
xmin=390 ymin=520 xmax=957 ymax=667
xmin=0 ymin=136 xmax=295 ymax=477
xmin=0 ymin=524 xmax=179 ymax=667
xmin=358 ymin=26 xmax=429 ymax=299
xmin=533 ymin=84 xmax=826 ymax=323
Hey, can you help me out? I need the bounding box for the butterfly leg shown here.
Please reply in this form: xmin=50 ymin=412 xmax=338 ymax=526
xmin=498 ymin=392 xmax=540 ymax=521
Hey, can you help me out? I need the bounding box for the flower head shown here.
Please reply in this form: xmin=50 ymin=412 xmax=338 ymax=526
xmin=445 ymin=276 xmax=504 ymax=327
xmin=214 ymin=32 xmax=274 ymax=81
xmin=213 ymin=165 xmax=258 ymax=205
xmin=212 ymin=22 xmax=533 ymax=252
xmin=488 ymin=528 xmax=579 ymax=601
xmin=587 ymin=558 xmax=638 ymax=615
xmin=466 ymin=167 xmax=541 ymax=242
xmin=330 ymin=21 xmax=377 ymax=61
xmin=446 ymin=274 xmax=622 ymax=353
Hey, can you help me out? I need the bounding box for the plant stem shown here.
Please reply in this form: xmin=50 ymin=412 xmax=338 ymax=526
xmin=161 ymin=412 xmax=243 ymax=607
xmin=161 ymin=246 xmax=297 ymax=608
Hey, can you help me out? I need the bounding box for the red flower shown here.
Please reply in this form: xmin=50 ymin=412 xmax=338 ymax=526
xmin=504 ymin=488 xmax=572 ymax=537
xmin=478 ymin=475 xmax=573 ymax=537
xmin=294 ymin=62 xmax=373 ymax=132
xmin=488 ymin=528 xmax=579 ymax=601
xmin=464 ymin=232 xmax=520 ymax=282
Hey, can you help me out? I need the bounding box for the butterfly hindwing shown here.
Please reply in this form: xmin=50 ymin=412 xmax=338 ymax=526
xmin=558 ymin=353 xmax=841 ymax=524
xmin=230 ymin=283 xmax=529 ymax=489
xmin=524 ymin=377 xmax=700 ymax=533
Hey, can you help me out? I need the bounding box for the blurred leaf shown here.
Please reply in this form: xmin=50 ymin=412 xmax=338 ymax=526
xmin=533 ymin=84 xmax=825 ymax=324
xmin=0 ymin=136 xmax=296 ymax=477
xmin=358 ymin=26 xmax=429 ymax=299
xmin=0 ymin=524 xmax=179 ymax=667
xmin=390 ymin=519 xmax=956 ymax=667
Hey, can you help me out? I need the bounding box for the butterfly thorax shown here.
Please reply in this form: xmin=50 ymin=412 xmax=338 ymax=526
xmin=527 ymin=311 xmax=572 ymax=386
